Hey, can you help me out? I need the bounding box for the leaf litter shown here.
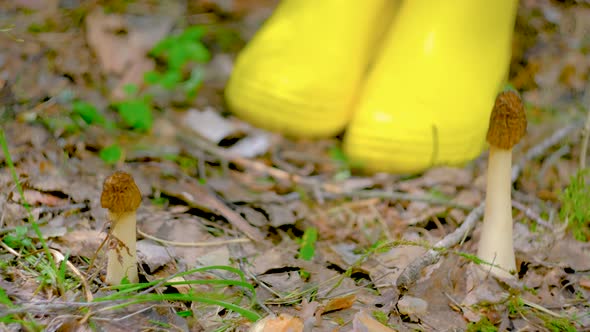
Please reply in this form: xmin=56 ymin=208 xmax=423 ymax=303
xmin=0 ymin=0 xmax=590 ymax=331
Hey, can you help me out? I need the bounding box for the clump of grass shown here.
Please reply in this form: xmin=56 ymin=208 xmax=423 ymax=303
xmin=145 ymin=25 xmax=210 ymax=99
xmin=544 ymin=317 xmax=578 ymax=332
xmin=1 ymin=129 xmax=262 ymax=329
xmin=297 ymin=227 xmax=318 ymax=261
xmin=95 ymin=265 xmax=262 ymax=323
xmin=559 ymin=169 xmax=590 ymax=241
xmin=466 ymin=317 xmax=498 ymax=332
xmin=0 ymin=130 xmax=74 ymax=327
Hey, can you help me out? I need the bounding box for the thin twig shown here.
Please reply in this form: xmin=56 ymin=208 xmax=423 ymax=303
xmin=537 ymin=144 xmax=570 ymax=184
xmin=1 ymin=301 xmax=107 ymax=315
xmin=396 ymin=123 xmax=578 ymax=290
xmin=325 ymin=190 xmax=472 ymax=210
xmin=513 ymin=124 xmax=578 ymax=182
xmin=48 ymin=249 xmax=93 ymax=302
xmin=0 ymin=239 xmax=20 ymax=257
xmin=33 ymin=203 xmax=88 ymax=214
xmin=177 ymin=130 xmax=342 ymax=194
xmin=580 ymin=109 xmax=590 ymax=169
xmin=396 ymin=203 xmax=485 ymax=290
xmin=511 ymin=200 xmax=553 ymax=229
xmin=86 ymin=226 xmax=111 ymax=279
xmin=137 ymin=228 xmax=250 ymax=247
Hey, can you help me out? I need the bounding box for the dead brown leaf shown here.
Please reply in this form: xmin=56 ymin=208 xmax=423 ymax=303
xmin=22 ymin=189 xmax=68 ymax=206
xmin=249 ymin=313 xmax=303 ymax=332
xmin=580 ymin=276 xmax=590 ymax=289
xmin=158 ymin=177 xmax=264 ymax=241
xmin=85 ymin=6 xmax=180 ymax=99
xmin=352 ymin=310 xmax=397 ymax=332
xmin=322 ymin=294 xmax=356 ymax=314
xmin=55 ymin=229 xmax=105 ymax=258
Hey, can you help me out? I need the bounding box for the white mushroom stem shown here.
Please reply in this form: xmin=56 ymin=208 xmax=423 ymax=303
xmin=477 ymin=145 xmax=516 ymax=278
xmin=106 ymin=211 xmax=138 ymax=284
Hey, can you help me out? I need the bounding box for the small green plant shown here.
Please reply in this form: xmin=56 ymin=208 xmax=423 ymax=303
xmin=371 ymin=310 xmax=389 ymax=326
xmin=0 ymin=130 xmax=83 ymax=328
xmin=176 ymin=310 xmax=193 ymax=318
xmin=27 ymin=20 xmax=56 ymax=33
xmin=559 ymin=169 xmax=590 ymax=241
xmin=71 ymin=100 xmax=115 ymax=130
xmin=506 ymin=295 xmax=525 ymax=317
xmin=544 ymin=317 xmax=578 ymax=332
xmin=3 ymin=226 xmax=33 ymax=249
xmin=95 ymin=265 xmax=261 ymax=322
xmin=329 ymin=146 xmax=351 ymax=181
xmin=99 ymin=144 xmax=122 ymax=165
xmin=466 ymin=317 xmax=498 ymax=332
xmin=112 ymin=84 xmax=153 ymax=131
xmin=0 ymin=287 xmax=13 ymax=307
xmin=151 ymin=196 xmax=169 ymax=206
xmin=145 ymin=26 xmax=210 ymax=99
xmin=298 ymin=227 xmax=318 ymax=261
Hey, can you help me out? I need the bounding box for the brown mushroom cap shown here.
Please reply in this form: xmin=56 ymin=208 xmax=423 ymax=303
xmin=486 ymin=90 xmax=527 ymax=149
xmin=100 ymin=171 xmax=142 ymax=214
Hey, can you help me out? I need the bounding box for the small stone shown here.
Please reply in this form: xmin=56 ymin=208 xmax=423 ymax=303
xmin=397 ymin=296 xmax=428 ymax=315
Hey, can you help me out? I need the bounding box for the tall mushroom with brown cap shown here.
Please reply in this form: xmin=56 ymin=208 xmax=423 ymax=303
xmin=101 ymin=171 xmax=141 ymax=284
xmin=477 ymin=90 xmax=527 ymax=278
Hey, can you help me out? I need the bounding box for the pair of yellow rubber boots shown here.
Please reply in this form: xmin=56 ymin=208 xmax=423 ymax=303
xmin=225 ymin=0 xmax=519 ymax=173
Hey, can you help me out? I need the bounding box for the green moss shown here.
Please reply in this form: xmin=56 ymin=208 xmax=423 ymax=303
xmin=466 ymin=317 xmax=497 ymax=332
xmin=559 ymin=169 xmax=590 ymax=241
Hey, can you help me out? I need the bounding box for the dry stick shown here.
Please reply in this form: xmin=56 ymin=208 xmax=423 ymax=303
xmin=137 ymin=228 xmax=250 ymax=247
xmin=537 ymin=144 xmax=570 ymax=184
xmin=511 ymin=200 xmax=552 ymax=229
xmin=48 ymin=249 xmax=93 ymax=302
xmin=396 ymin=124 xmax=578 ymax=290
xmin=579 ymin=109 xmax=590 ymax=169
xmin=325 ymin=190 xmax=472 ymax=210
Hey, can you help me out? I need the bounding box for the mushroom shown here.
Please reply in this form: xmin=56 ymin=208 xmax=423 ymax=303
xmin=100 ymin=171 xmax=141 ymax=284
xmin=477 ymin=90 xmax=527 ymax=278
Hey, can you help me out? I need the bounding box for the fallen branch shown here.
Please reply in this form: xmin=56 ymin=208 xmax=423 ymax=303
xmin=396 ymin=123 xmax=578 ymax=290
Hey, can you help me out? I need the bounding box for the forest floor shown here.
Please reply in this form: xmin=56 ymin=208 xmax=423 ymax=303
xmin=1 ymin=1 xmax=589 ymax=331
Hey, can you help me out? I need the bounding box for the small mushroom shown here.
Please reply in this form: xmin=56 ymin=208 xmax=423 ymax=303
xmin=100 ymin=171 xmax=141 ymax=284
xmin=477 ymin=90 xmax=527 ymax=278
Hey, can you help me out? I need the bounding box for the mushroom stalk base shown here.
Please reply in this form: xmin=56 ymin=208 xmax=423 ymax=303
xmin=106 ymin=211 xmax=138 ymax=284
xmin=477 ymin=146 xmax=516 ymax=278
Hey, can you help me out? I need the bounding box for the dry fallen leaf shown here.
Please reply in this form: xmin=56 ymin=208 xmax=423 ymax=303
xmin=352 ymin=310 xmax=397 ymax=332
xmin=580 ymin=276 xmax=590 ymax=289
xmin=85 ymin=9 xmax=174 ymax=75
xmin=184 ymin=107 xmax=239 ymax=144
xmin=322 ymin=294 xmax=356 ymax=313
xmin=22 ymin=189 xmax=68 ymax=206
xmin=396 ymin=296 xmax=428 ymax=316
xmin=299 ymin=298 xmax=321 ymax=330
xmin=227 ymin=131 xmax=271 ymax=158
xmin=249 ymin=313 xmax=303 ymax=332
xmin=398 ymin=167 xmax=473 ymax=191
xmin=55 ymin=229 xmax=106 ymax=258
xmin=158 ymin=177 xmax=264 ymax=241
xmin=84 ymin=6 xmax=180 ymax=99
xmin=136 ymin=239 xmax=172 ymax=273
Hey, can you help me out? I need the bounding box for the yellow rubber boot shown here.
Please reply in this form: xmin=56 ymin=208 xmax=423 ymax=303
xmin=225 ymin=0 xmax=398 ymax=138
xmin=344 ymin=0 xmax=519 ymax=173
